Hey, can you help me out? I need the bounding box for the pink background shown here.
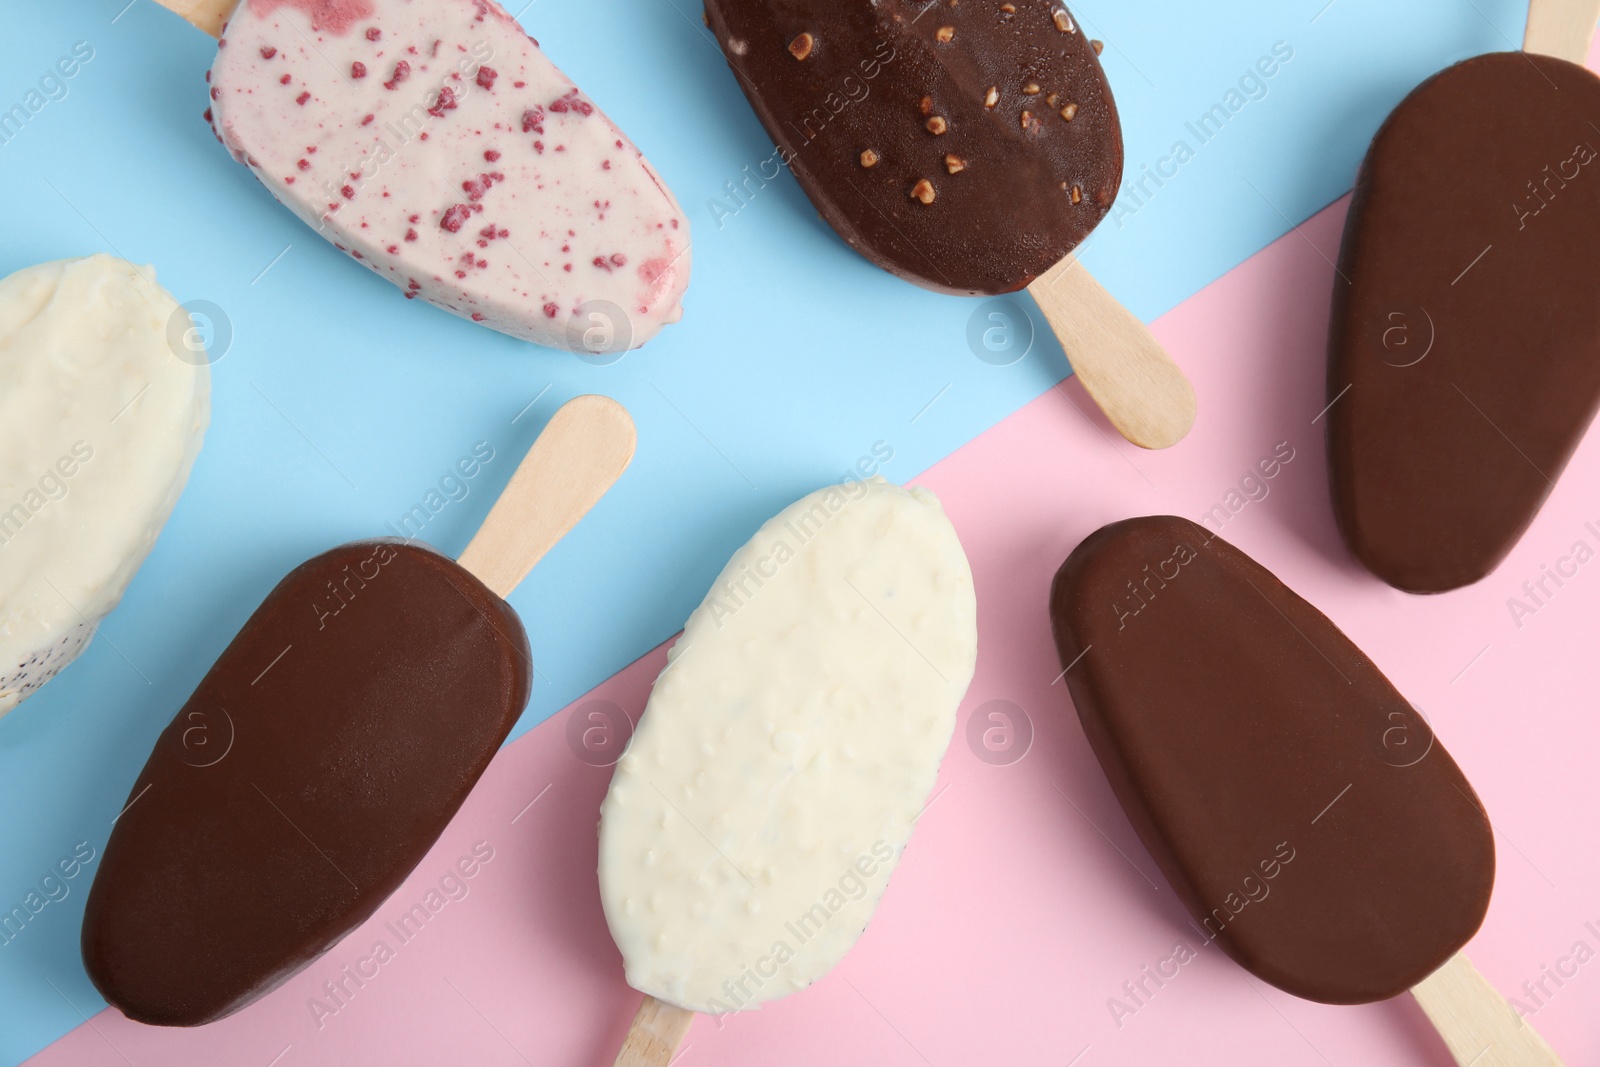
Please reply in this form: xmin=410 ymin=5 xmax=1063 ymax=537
xmin=32 ymin=71 xmax=1600 ymax=1067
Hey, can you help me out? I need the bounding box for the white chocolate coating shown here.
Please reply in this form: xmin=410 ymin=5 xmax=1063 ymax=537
xmin=599 ymin=478 xmax=977 ymax=1013
xmin=210 ymin=0 xmax=691 ymax=352
xmin=0 ymin=256 xmax=210 ymax=713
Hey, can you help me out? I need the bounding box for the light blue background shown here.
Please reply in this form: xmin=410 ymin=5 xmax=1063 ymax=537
xmin=0 ymin=0 xmax=1530 ymax=1060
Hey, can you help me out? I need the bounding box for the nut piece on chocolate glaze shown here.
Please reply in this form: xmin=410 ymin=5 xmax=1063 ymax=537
xmin=788 ymin=32 xmax=814 ymax=60
xmin=1060 ymin=102 xmax=1079 ymax=121
xmin=860 ymin=148 xmax=880 ymax=167
xmin=910 ymin=179 xmax=936 ymax=204
xmin=945 ymin=154 xmax=966 ymax=174
xmin=701 ymin=0 xmax=1123 ymax=295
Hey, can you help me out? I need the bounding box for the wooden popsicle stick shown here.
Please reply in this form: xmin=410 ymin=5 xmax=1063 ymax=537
xmin=1523 ymin=0 xmax=1600 ymax=63
xmin=152 ymin=0 xmax=236 ymax=36
xmin=612 ymin=995 xmax=696 ymax=1067
xmin=1412 ymin=953 xmax=1564 ymax=1066
xmin=1027 ymin=256 xmax=1196 ymax=450
xmin=457 ymin=395 xmax=637 ymax=600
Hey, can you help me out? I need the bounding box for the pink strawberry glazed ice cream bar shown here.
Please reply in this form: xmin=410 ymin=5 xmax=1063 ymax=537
xmin=205 ymin=0 xmax=690 ymax=352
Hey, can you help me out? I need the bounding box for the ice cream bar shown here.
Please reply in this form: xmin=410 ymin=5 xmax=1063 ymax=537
xmin=0 ymin=255 xmax=208 ymax=714
xmin=82 ymin=540 xmax=530 ymax=1025
xmin=1051 ymin=517 xmax=1563 ymax=1063
xmin=700 ymin=0 xmax=1194 ymax=449
xmin=705 ymin=0 xmax=1118 ymax=295
xmin=599 ymin=477 xmax=977 ymax=1061
xmin=82 ymin=395 xmax=636 ymax=1025
xmin=192 ymin=0 xmax=689 ymax=352
xmin=1327 ymin=48 xmax=1600 ymax=592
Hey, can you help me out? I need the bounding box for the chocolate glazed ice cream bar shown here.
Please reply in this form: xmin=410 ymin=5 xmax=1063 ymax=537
xmin=702 ymin=0 xmax=1195 ymax=449
xmin=1052 ymin=516 xmax=1563 ymax=1067
xmin=1326 ymin=0 xmax=1600 ymax=592
xmin=82 ymin=396 xmax=636 ymax=1026
xmin=154 ymin=0 xmax=690 ymax=353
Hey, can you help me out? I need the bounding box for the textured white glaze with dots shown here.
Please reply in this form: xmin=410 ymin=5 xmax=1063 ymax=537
xmin=598 ymin=478 xmax=977 ymax=1013
xmin=0 ymin=256 xmax=209 ymax=714
xmin=209 ymin=0 xmax=690 ymax=351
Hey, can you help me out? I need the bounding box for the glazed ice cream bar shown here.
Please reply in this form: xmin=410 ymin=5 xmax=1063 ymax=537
xmin=600 ymin=478 xmax=976 ymax=1057
xmin=1052 ymin=516 xmax=1492 ymax=1001
xmin=702 ymin=0 xmax=1120 ymax=295
xmin=82 ymin=540 xmax=531 ymax=1025
xmin=699 ymin=0 xmax=1193 ymax=450
xmin=1051 ymin=516 xmax=1562 ymax=1062
xmin=1327 ymin=50 xmax=1600 ymax=592
xmin=0 ymin=255 xmax=209 ymax=714
xmin=82 ymin=395 xmax=636 ymax=1025
xmin=199 ymin=0 xmax=689 ymax=352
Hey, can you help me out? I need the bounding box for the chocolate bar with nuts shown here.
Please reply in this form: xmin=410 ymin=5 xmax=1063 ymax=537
xmin=704 ymin=0 xmax=1122 ymax=295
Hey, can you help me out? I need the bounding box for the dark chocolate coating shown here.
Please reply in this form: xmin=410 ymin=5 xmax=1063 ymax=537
xmin=82 ymin=540 xmax=531 ymax=1026
xmin=1329 ymin=52 xmax=1600 ymax=593
xmin=702 ymin=0 xmax=1122 ymax=295
xmin=1051 ymin=517 xmax=1493 ymax=1004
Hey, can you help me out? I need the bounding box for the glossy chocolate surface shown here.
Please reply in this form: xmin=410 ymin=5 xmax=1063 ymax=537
xmin=1329 ymin=52 xmax=1600 ymax=592
xmin=1051 ymin=517 xmax=1493 ymax=1004
xmin=83 ymin=540 xmax=531 ymax=1026
xmin=703 ymin=0 xmax=1122 ymax=294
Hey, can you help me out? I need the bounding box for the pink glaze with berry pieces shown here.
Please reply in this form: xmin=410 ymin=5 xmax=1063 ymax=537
xmin=209 ymin=0 xmax=690 ymax=351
